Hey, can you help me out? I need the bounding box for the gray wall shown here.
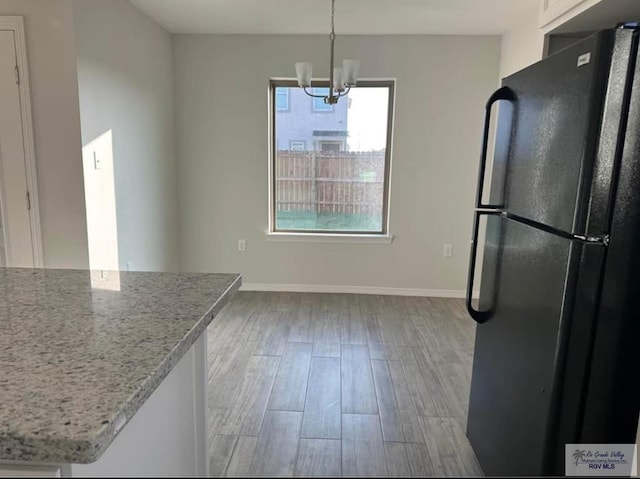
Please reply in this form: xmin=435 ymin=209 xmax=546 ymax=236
xmin=174 ymin=34 xmax=500 ymax=292
xmin=73 ymin=0 xmax=179 ymax=272
xmin=499 ymin=13 xmax=545 ymax=79
xmin=0 ymin=0 xmax=89 ymax=269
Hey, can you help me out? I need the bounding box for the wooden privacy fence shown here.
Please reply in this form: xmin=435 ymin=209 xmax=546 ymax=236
xmin=275 ymin=151 xmax=386 ymax=215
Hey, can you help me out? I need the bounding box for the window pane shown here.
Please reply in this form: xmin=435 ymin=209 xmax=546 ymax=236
xmin=275 ymin=88 xmax=288 ymax=111
xmin=312 ymin=88 xmax=332 ymax=111
xmin=273 ymin=83 xmax=392 ymax=233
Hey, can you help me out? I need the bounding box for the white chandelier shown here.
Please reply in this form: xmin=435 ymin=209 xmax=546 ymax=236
xmin=294 ymin=0 xmax=360 ymax=105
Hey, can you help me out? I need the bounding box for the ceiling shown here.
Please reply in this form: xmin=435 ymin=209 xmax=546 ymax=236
xmin=130 ymin=0 xmax=540 ymax=35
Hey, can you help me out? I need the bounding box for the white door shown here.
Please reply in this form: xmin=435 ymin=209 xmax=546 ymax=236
xmin=0 ymin=29 xmax=35 ymax=267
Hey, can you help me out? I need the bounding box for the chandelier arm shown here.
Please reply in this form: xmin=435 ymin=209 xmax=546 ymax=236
xmin=302 ymin=86 xmax=329 ymax=99
xmin=336 ymin=86 xmax=351 ymax=98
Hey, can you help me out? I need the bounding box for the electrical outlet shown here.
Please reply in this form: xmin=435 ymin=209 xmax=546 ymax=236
xmin=126 ymin=261 xmax=133 ymax=271
xmin=443 ymin=244 xmax=453 ymax=257
xmin=238 ymin=239 xmax=246 ymax=252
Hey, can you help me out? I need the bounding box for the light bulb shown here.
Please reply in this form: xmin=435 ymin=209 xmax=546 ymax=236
xmin=342 ymin=59 xmax=360 ymax=86
xmin=295 ymin=62 xmax=313 ymax=88
xmin=333 ymin=67 xmax=345 ymax=92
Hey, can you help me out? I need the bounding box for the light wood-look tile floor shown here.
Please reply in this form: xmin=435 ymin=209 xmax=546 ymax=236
xmin=207 ymin=292 xmax=483 ymax=477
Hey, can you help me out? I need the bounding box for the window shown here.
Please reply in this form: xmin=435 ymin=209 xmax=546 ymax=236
xmin=290 ymin=140 xmax=306 ymax=151
xmin=275 ymin=87 xmax=289 ymax=111
xmin=319 ymin=141 xmax=342 ymax=153
xmin=312 ymin=87 xmax=332 ymax=111
xmin=270 ymin=80 xmax=395 ymax=235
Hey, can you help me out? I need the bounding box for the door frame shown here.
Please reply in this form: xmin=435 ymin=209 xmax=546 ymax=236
xmin=0 ymin=16 xmax=43 ymax=267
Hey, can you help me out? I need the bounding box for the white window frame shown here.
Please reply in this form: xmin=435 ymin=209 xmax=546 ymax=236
xmin=289 ymin=140 xmax=306 ymax=151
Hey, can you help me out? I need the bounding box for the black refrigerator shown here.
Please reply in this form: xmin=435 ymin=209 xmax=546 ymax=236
xmin=466 ymin=25 xmax=640 ymax=476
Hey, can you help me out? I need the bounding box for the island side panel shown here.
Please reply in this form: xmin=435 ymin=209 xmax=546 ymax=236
xmin=69 ymin=332 xmax=209 ymax=477
xmin=0 ymin=465 xmax=61 ymax=477
xmin=192 ymin=326 xmax=209 ymax=477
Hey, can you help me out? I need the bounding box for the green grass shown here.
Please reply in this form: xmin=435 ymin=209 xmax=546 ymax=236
xmin=276 ymin=211 xmax=382 ymax=232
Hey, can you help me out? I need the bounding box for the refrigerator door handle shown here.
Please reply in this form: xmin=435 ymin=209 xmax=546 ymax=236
xmin=467 ymin=210 xmax=501 ymax=323
xmin=467 ymin=87 xmax=516 ymax=324
xmin=475 ymin=86 xmax=516 ymax=210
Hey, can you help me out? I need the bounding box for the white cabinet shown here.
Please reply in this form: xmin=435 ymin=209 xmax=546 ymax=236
xmin=541 ymin=0 xmax=640 ymax=35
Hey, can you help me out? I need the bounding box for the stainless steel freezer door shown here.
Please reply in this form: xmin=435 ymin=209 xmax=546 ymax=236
xmin=467 ymin=215 xmax=577 ymax=476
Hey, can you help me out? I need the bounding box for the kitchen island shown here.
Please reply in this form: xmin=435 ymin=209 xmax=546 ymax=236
xmin=0 ymin=268 xmax=241 ymax=477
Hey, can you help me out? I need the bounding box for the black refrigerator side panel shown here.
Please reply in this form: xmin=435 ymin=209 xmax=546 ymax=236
xmin=584 ymin=28 xmax=638 ymax=237
xmin=580 ymin=41 xmax=640 ymax=444
xmin=467 ymin=216 xmax=577 ymax=476
xmin=545 ymin=242 xmax=606 ymax=474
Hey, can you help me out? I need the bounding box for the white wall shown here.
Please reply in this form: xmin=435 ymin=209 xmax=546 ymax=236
xmin=174 ymin=34 xmax=500 ymax=292
xmin=0 ymin=0 xmax=89 ymax=269
xmin=73 ymin=0 xmax=179 ymax=272
xmin=499 ymin=12 xmax=545 ymax=79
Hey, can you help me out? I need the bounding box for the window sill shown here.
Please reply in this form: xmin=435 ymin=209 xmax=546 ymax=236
xmin=265 ymin=232 xmax=394 ymax=244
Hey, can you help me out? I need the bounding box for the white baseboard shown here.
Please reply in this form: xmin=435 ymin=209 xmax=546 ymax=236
xmin=240 ymin=282 xmax=480 ymax=299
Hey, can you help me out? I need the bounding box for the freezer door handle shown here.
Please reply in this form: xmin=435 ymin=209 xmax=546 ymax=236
xmin=475 ymin=86 xmax=516 ymax=210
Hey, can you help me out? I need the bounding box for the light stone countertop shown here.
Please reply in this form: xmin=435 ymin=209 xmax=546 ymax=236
xmin=0 ymin=268 xmax=241 ymax=464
